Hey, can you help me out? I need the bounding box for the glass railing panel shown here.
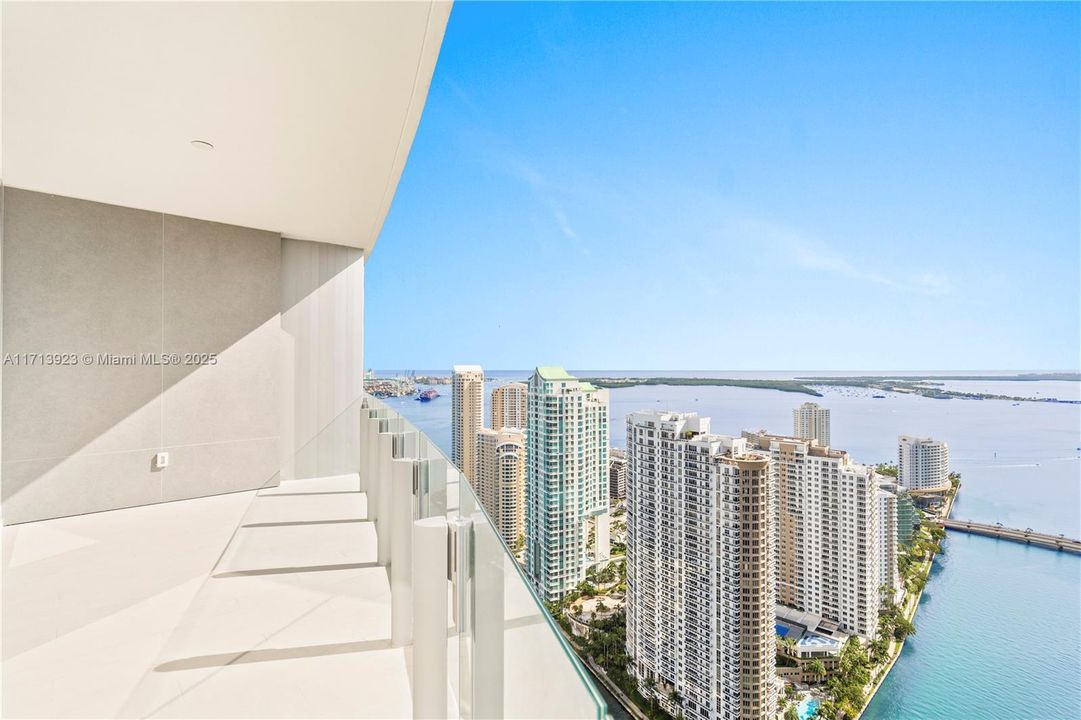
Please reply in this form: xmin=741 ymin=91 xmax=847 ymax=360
xmin=455 ymin=478 xmax=607 ymax=719
xmin=366 ymin=395 xmax=607 ymax=720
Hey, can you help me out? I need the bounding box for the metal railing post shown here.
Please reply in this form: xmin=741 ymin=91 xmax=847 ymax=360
xmin=363 ymin=409 xmax=388 ymax=511
xmin=361 ymin=410 xmax=373 ymax=494
xmin=391 ymin=456 xmax=418 ymax=646
xmin=413 ymin=517 xmax=449 ymax=720
xmin=449 ymin=516 xmax=474 ymax=720
xmin=376 ymin=418 xmax=404 ymax=565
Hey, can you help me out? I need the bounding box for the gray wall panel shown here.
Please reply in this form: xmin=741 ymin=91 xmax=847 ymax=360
xmin=1 ymin=189 xmax=282 ymax=524
xmin=1 ymin=188 xmax=163 ymax=463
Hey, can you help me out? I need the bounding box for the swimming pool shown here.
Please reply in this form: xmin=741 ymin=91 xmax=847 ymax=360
xmin=797 ymin=697 xmax=820 ymax=720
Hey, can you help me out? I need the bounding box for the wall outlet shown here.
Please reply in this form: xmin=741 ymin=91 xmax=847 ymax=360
xmin=155 ymin=452 xmax=169 ymax=469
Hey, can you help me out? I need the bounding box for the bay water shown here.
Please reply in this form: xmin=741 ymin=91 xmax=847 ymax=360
xmin=382 ymin=370 xmax=1081 ymax=719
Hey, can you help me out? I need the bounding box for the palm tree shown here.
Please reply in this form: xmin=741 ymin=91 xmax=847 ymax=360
xmin=817 ymin=699 xmax=839 ymax=720
xmin=806 ymin=658 xmax=828 ymax=684
xmin=869 ymin=637 xmax=889 ymax=664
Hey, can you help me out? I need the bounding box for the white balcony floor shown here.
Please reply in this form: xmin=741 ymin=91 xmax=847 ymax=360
xmin=2 ymin=474 xmax=413 ymax=719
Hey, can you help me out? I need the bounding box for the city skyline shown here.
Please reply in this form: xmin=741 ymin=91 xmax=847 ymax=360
xmin=3 ymin=3 xmax=1076 ymax=720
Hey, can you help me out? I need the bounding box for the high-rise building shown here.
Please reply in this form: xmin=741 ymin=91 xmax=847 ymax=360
xmin=452 ymin=365 xmax=484 ymax=481
xmin=793 ymin=401 xmax=831 ymax=447
xmin=744 ymin=431 xmax=889 ymax=638
xmin=897 ymin=435 xmax=950 ymax=492
xmin=895 ymin=489 xmax=920 ymax=547
xmin=876 ymin=481 xmax=900 ymax=596
xmin=491 ymin=381 xmax=529 ymax=430
xmin=525 ymin=367 xmax=609 ymax=601
xmin=475 ymin=428 xmax=526 ymax=545
xmin=626 ymin=412 xmax=777 ymax=720
xmin=608 ymin=448 xmax=627 ymax=502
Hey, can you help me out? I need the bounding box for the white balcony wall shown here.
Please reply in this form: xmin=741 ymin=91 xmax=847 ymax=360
xmin=1 ymin=188 xmax=282 ymax=525
xmin=280 ymin=238 xmax=364 ymax=482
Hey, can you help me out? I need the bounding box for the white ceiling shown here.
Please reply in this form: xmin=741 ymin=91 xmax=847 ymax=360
xmin=1 ymin=1 xmax=451 ymax=252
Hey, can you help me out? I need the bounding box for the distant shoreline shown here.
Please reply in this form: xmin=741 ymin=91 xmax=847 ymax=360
xmin=579 ymin=373 xmax=1081 ymax=403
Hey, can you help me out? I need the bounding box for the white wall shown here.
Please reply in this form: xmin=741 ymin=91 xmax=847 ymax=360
xmin=280 ymin=238 xmax=364 ymax=481
xmin=1 ymin=188 xmax=281 ymax=524
xmin=0 ymin=194 xmax=366 ymax=524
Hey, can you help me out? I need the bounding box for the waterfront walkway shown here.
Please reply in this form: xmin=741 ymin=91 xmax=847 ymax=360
xmin=941 ymin=519 xmax=1081 ymax=554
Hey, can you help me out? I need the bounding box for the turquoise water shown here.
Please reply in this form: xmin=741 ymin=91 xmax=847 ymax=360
xmin=383 ymin=370 xmax=1081 ymax=719
xmin=862 ymin=532 xmax=1081 ymax=719
xmin=798 ymin=697 xmax=820 ymax=720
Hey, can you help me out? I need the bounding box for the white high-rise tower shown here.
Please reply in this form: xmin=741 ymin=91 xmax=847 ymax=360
xmin=897 ymin=435 xmax=950 ymax=492
xmin=626 ymin=411 xmax=777 ymax=720
xmin=793 ymin=401 xmax=831 ymax=446
xmin=745 ymin=430 xmax=892 ymax=639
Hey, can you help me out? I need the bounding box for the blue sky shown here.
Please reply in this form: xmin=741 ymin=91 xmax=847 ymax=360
xmin=367 ymin=2 xmax=1079 ymax=371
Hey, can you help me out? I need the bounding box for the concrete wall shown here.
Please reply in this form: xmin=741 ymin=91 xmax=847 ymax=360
xmin=280 ymin=238 xmax=364 ymax=482
xmin=1 ymin=188 xmax=281 ymax=524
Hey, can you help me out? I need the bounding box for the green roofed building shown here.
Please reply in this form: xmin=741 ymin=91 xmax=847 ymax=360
xmin=525 ymin=366 xmax=611 ymax=601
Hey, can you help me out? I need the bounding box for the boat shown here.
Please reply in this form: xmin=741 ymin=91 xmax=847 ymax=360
xmin=415 ymin=388 xmax=440 ymax=402
xmin=872 ymin=394 xmax=886 ymax=399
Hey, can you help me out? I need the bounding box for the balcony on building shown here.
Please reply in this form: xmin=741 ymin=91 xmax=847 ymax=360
xmin=0 ymin=3 xmax=608 ymax=718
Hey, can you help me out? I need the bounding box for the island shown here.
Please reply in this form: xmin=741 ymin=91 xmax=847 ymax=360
xmin=579 ymin=373 xmax=1081 ymax=404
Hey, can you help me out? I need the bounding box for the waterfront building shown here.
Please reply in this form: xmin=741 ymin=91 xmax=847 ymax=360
xmin=525 ymin=367 xmax=610 ymax=601
xmin=793 ymin=401 xmax=831 ymax=447
xmin=491 ymin=381 xmax=528 ymax=430
xmin=475 ymin=428 xmax=526 ymax=545
xmin=452 ymin=365 xmax=485 ymax=482
xmin=744 ymin=431 xmax=888 ymax=638
xmin=896 ymin=489 xmax=920 ymax=547
xmin=608 ymin=448 xmax=627 ymax=502
xmin=626 ymin=411 xmax=777 ymax=720
xmin=898 ymin=435 xmax=951 ymax=492
xmin=877 ymin=481 xmax=900 ymax=596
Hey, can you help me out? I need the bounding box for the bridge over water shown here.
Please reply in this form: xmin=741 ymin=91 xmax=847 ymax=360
xmin=941 ymin=519 xmax=1081 ymax=554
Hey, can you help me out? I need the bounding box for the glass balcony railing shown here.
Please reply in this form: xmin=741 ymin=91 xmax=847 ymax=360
xmin=362 ymin=397 xmax=609 ymax=720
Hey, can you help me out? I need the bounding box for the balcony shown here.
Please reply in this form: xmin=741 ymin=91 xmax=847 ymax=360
xmin=1 ymin=3 xmax=613 ymax=718
xmin=2 ymin=398 xmax=607 ymax=719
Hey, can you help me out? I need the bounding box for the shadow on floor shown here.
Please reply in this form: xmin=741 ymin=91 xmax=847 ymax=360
xmin=212 ymin=561 xmax=381 ymax=578
xmin=154 ymin=637 xmax=394 ymax=672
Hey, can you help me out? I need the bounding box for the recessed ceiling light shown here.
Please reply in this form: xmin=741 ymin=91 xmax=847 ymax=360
xmin=190 ymin=140 xmax=214 ymax=151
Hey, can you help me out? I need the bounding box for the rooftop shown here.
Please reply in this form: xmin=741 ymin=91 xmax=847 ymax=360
xmin=536 ymin=366 xmax=575 ymax=381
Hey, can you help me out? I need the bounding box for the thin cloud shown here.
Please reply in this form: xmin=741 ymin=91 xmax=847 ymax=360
xmin=552 ymin=207 xmax=578 ymax=239
xmin=731 ymin=216 xmax=954 ymax=297
xmin=495 ymin=152 xmax=583 ymax=247
xmin=448 ymin=96 xmax=592 ymax=250
xmin=792 ymin=242 xmax=952 ymax=296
